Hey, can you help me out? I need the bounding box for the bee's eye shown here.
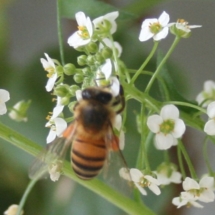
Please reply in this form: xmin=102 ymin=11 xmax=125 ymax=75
xmin=96 ymin=92 xmax=112 ymax=104
xmin=82 ymin=88 xmax=112 ymax=104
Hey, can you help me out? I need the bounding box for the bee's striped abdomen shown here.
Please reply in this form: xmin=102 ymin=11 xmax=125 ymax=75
xmin=71 ymin=138 xmax=107 ymax=180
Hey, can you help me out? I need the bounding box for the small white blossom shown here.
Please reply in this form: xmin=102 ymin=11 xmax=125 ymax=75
xmin=68 ymin=12 xmax=93 ymax=48
xmin=183 ymin=177 xmax=215 ymax=203
xmin=196 ymin=80 xmax=215 ymax=107
xmin=9 ymin=100 xmax=31 ymax=122
xmin=139 ymin=11 xmax=170 ymax=42
xmin=0 ymin=89 xmax=10 ymax=115
xmin=147 ymin=105 xmax=186 ymax=150
xmin=172 ymin=192 xmax=203 ymax=208
xmin=40 ymin=53 xmax=58 ymax=92
xmin=204 ymin=101 xmax=215 ymax=135
xmin=154 ymin=163 xmax=182 ymax=185
xmin=48 ymin=162 xmax=62 ymax=182
xmin=4 ymin=204 xmax=24 ymax=215
xmin=127 ymin=168 xmax=161 ymax=196
xmin=93 ymin=11 xmax=119 ymax=34
xmin=169 ymin=19 xmax=201 ymax=38
xmin=46 ymin=117 xmax=67 ymax=143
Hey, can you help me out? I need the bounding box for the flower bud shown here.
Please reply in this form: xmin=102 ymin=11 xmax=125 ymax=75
xmin=101 ymin=47 xmax=113 ymax=59
xmin=63 ymin=63 xmax=76 ymax=75
xmin=56 ymin=65 xmax=64 ymax=75
xmin=69 ymin=85 xmax=80 ymax=96
xmin=54 ymin=84 xmax=69 ymax=97
xmin=86 ymin=42 xmax=98 ymax=53
xmin=95 ymin=53 xmax=105 ymax=64
xmin=60 ymin=96 xmax=70 ymax=106
xmin=77 ymin=55 xmax=87 ymax=66
xmin=86 ymin=55 xmax=95 ymax=65
xmin=74 ymin=73 xmax=84 ymax=83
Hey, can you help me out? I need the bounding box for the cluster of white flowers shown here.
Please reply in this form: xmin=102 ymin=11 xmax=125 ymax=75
xmin=172 ymin=176 xmax=215 ymax=208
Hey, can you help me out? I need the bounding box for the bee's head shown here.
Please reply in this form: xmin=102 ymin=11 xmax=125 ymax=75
xmin=82 ymin=88 xmax=113 ymax=105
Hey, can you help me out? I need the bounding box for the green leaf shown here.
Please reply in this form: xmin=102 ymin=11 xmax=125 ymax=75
xmin=123 ymin=0 xmax=170 ymax=16
xmin=60 ymin=0 xmax=136 ymax=20
xmin=156 ymin=50 xmax=198 ymax=114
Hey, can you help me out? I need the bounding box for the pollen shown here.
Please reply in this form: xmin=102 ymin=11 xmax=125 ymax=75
xmin=77 ymin=25 xmax=89 ymax=39
xmin=160 ymin=119 xmax=175 ymax=135
xmin=149 ymin=22 xmax=162 ymax=34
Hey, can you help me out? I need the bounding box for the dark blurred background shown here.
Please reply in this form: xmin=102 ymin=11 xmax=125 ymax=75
xmin=0 ymin=0 xmax=215 ymax=215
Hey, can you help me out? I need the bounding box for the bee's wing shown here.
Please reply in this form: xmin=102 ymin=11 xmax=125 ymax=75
xmin=102 ymin=128 xmax=132 ymax=197
xmin=29 ymin=123 xmax=77 ymax=180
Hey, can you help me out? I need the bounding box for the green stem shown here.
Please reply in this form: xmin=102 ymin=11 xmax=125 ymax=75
xmin=16 ymin=179 xmax=38 ymax=215
xmin=0 ymin=123 xmax=155 ymax=215
xmin=178 ymin=140 xmax=198 ymax=180
xmin=177 ymin=144 xmax=186 ymax=179
xmin=57 ymin=0 xmax=65 ymax=65
xmin=130 ymin=41 xmax=159 ymax=84
xmin=145 ymin=37 xmax=180 ymax=94
xmin=165 ymin=101 xmax=206 ymax=114
xmin=203 ymin=137 xmax=213 ymax=174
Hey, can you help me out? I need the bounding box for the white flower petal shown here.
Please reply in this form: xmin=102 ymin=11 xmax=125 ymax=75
xmin=183 ymin=177 xmax=200 ymax=191
xmin=54 ymin=118 xmax=67 ymax=136
xmin=199 ymin=176 xmax=214 ymax=189
xmin=207 ymin=101 xmax=215 ymax=118
xmin=153 ymin=27 xmax=169 ymax=41
xmin=0 ymin=89 xmax=10 ymax=102
xmin=160 ymin=105 xmax=179 ymax=120
xmin=76 ymin=89 xmax=83 ymax=101
xmin=101 ymin=59 xmax=112 ymax=79
xmin=46 ymin=129 xmax=57 ymax=143
xmin=148 ymin=183 xmax=161 ymax=195
xmin=158 ymin=11 xmax=170 ymax=26
xmin=113 ymin=114 xmax=122 ymax=130
xmin=119 ymin=131 xmax=125 ymax=150
xmin=155 ymin=133 xmax=174 ymax=150
xmin=0 ymin=103 xmax=7 ymax=115
xmin=170 ymin=171 xmax=182 ymax=184
xmin=109 ymin=76 xmax=120 ymax=96
xmin=45 ymin=73 xmax=58 ymax=92
xmin=204 ymin=119 xmax=215 ymax=135
xmin=199 ymin=190 xmax=215 ymax=203
xmin=135 ymin=183 xmax=147 ymax=195
xmin=130 ymin=168 xmax=143 ymax=182
xmin=147 ymin=115 xmax=163 ymax=133
xmin=172 ymin=119 xmax=186 ymax=138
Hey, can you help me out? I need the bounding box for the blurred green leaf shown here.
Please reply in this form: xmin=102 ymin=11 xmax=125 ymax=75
xmin=156 ymin=50 xmax=198 ymax=114
xmin=123 ymin=0 xmax=170 ymax=15
xmin=60 ymin=0 xmax=136 ymax=20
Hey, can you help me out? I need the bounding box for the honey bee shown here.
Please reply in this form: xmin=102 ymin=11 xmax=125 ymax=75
xmin=29 ymin=85 xmax=127 ymax=180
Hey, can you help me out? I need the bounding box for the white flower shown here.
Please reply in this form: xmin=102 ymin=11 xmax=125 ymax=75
xmin=139 ymin=11 xmax=170 ymax=42
xmin=68 ymin=12 xmax=93 ymax=48
xmin=4 ymin=204 xmax=24 ymax=215
xmin=9 ymin=100 xmax=31 ymax=122
xmin=40 ymin=53 xmax=58 ymax=92
xmin=0 ymin=89 xmax=10 ymax=115
xmin=75 ymin=89 xmax=82 ymax=101
xmin=93 ymin=11 xmax=119 ymax=34
xmin=147 ymin=105 xmax=186 ymax=150
xmin=169 ymin=19 xmax=201 ymax=38
xmin=196 ymin=80 xmax=215 ymax=107
xmin=183 ymin=176 xmax=215 ymax=203
xmin=154 ymin=163 xmax=182 ymax=185
xmin=48 ymin=162 xmax=62 ymax=182
xmin=130 ymin=168 xmax=161 ymax=196
xmin=172 ymin=192 xmax=203 ymax=208
xmin=204 ymin=101 xmax=215 ymax=135
xmin=119 ymin=167 xmax=131 ymax=181
xmin=46 ymin=117 xmax=67 ymax=143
